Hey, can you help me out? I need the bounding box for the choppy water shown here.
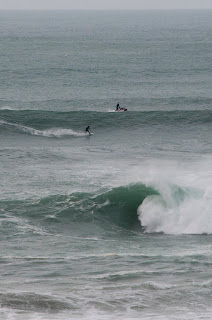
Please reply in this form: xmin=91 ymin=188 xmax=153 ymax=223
xmin=0 ymin=10 xmax=212 ymax=320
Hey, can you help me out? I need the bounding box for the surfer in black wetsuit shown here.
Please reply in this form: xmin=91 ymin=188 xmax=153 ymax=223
xmin=116 ymin=102 xmax=120 ymax=111
xmin=85 ymin=126 xmax=91 ymax=135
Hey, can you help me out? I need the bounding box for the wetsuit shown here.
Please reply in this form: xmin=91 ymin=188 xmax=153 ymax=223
xmin=85 ymin=126 xmax=90 ymax=134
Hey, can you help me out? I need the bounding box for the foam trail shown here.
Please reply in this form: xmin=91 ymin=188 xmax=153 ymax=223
xmin=0 ymin=120 xmax=86 ymax=137
xmin=0 ymin=106 xmax=15 ymax=110
xmin=31 ymin=128 xmax=86 ymax=138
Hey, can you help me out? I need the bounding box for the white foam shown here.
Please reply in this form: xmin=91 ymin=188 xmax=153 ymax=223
xmin=0 ymin=106 xmax=15 ymax=110
xmin=136 ymin=158 xmax=212 ymax=235
xmin=0 ymin=120 xmax=86 ymax=138
xmin=30 ymin=128 xmax=86 ymax=138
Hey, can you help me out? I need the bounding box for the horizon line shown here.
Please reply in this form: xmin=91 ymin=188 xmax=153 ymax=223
xmin=1 ymin=8 xmax=212 ymax=11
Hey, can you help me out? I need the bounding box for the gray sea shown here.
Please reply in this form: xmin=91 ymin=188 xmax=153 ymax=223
xmin=0 ymin=10 xmax=212 ymax=320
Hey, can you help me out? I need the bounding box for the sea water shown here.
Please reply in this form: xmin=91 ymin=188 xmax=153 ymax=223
xmin=0 ymin=10 xmax=212 ymax=320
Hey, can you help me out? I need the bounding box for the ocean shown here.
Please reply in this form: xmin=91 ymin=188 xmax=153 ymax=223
xmin=0 ymin=9 xmax=212 ymax=320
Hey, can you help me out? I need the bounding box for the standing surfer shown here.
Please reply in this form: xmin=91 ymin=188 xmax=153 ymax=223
xmin=85 ymin=126 xmax=91 ymax=135
xmin=116 ymin=102 xmax=120 ymax=111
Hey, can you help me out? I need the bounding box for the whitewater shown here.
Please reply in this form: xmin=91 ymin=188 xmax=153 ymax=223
xmin=0 ymin=9 xmax=212 ymax=320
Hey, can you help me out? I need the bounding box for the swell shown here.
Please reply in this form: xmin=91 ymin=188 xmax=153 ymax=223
xmin=0 ymin=109 xmax=211 ymax=136
xmin=0 ymin=184 xmax=158 ymax=231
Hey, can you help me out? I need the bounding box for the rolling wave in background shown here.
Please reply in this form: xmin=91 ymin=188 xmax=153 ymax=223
xmin=0 ymin=109 xmax=211 ymax=138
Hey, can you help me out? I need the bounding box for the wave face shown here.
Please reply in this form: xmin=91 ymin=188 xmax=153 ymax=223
xmin=0 ymin=184 xmax=157 ymax=231
xmin=1 ymin=180 xmax=211 ymax=235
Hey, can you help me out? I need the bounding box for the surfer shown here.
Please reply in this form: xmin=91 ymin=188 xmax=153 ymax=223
xmin=116 ymin=102 xmax=120 ymax=111
xmin=85 ymin=126 xmax=91 ymax=135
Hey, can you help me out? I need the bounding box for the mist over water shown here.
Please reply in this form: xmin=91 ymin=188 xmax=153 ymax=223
xmin=0 ymin=10 xmax=212 ymax=320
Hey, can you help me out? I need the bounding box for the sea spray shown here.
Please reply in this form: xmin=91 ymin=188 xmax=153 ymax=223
xmin=137 ymin=175 xmax=212 ymax=234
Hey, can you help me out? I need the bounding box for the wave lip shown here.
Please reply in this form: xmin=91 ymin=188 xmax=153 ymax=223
xmin=138 ymin=184 xmax=212 ymax=235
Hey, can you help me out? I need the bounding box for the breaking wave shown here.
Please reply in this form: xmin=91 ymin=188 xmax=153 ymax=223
xmin=138 ymin=182 xmax=212 ymax=235
xmin=1 ymin=181 xmax=211 ymax=235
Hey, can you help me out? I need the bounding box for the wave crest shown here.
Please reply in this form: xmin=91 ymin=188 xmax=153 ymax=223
xmin=138 ymin=184 xmax=212 ymax=234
